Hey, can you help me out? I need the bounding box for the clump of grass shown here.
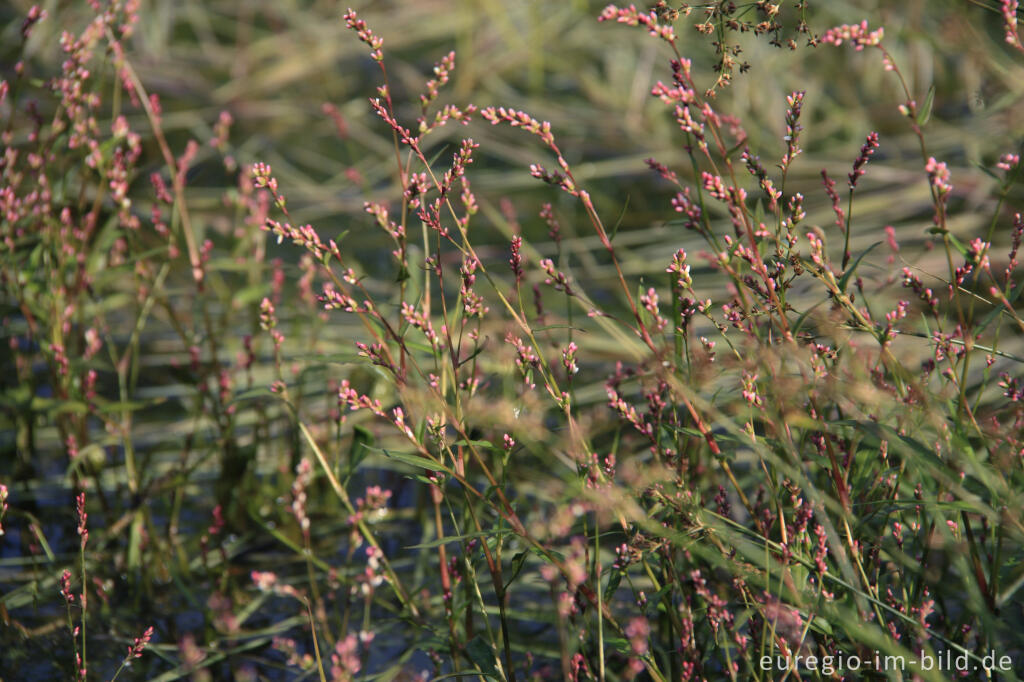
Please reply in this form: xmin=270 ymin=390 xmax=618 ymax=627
xmin=1 ymin=1 xmax=1023 ymax=680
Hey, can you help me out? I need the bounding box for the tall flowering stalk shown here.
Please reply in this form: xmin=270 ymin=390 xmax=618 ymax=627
xmin=75 ymin=492 xmax=88 ymax=680
xmin=841 ymin=130 xmax=880 ymax=270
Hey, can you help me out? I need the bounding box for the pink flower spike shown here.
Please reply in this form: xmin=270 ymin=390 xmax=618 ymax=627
xmin=128 ymin=626 xmax=154 ymax=659
xmin=1003 ymin=0 xmax=1021 ymax=49
xmin=344 ymin=8 xmax=384 ymax=61
xmin=820 ymin=20 xmax=885 ymax=50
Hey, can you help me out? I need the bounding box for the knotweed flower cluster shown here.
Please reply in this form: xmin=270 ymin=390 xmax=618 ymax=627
xmin=820 ymin=20 xmax=884 ymax=49
xmin=598 ymin=4 xmax=676 ymax=43
xmin=1003 ymin=0 xmax=1022 ymax=50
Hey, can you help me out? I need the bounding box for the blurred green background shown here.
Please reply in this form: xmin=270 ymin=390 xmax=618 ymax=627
xmin=8 ymin=0 xmax=1020 ymax=256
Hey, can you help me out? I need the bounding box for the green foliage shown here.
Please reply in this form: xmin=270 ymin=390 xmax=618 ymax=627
xmin=1 ymin=1 xmax=1023 ymax=681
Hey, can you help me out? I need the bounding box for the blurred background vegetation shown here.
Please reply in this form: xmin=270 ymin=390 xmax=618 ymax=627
xmin=7 ymin=0 xmax=1020 ymax=253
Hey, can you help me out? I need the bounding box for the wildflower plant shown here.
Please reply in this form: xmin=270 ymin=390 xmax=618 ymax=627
xmin=1 ymin=1 xmax=1023 ymax=680
xmin=235 ymin=4 xmax=1024 ymax=680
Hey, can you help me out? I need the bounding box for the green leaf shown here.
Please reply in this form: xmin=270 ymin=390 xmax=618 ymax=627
xmin=792 ymin=298 xmax=827 ymax=336
xmin=1 ymin=582 xmax=45 ymax=610
xmin=292 ymin=352 xmax=361 ymax=365
xmin=838 ymin=241 xmax=881 ymax=292
xmin=456 ymin=342 xmax=488 ymax=368
xmin=128 ymin=510 xmax=144 ymax=570
xmin=233 ymin=283 xmax=269 ymax=307
xmin=349 ymin=424 xmax=375 ymax=472
xmin=48 ymin=399 xmax=90 ymax=417
xmin=230 ymin=387 xmax=274 ymax=405
xmin=26 ymin=516 xmax=56 ymax=563
xmin=603 ymin=568 xmax=623 ymax=603
xmin=205 ymin=257 xmax=258 ymax=273
xmin=976 ymin=280 xmax=1024 ymax=331
xmin=672 ymin=425 xmax=740 ymax=445
xmin=530 ymin=324 xmax=587 ymax=333
xmin=504 ymin=550 xmax=530 ymax=590
xmin=917 ymin=84 xmax=936 ymax=126
xmin=465 ymin=636 xmax=501 ymax=679
xmin=973 ymin=161 xmax=1001 ymax=181
xmin=403 ymin=338 xmax=439 ymax=354
xmin=90 ymin=214 xmax=122 ymax=264
xmin=603 ymin=636 xmax=631 ymax=654
xmin=753 ymin=198 xmax=765 ymax=226
xmin=427 ymin=143 xmax=452 ymax=169
xmin=0 ymin=383 xmax=32 ymax=409
xmin=380 ymin=448 xmax=442 ymax=471
xmin=95 ymin=399 xmax=156 ymax=414
xmin=997 ymin=564 xmax=1024 ymax=608
xmin=451 ymin=439 xmax=493 ymax=449
xmin=608 ymin=194 xmax=630 ymax=242
xmin=808 ymin=615 xmax=833 ymax=636
xmin=946 ymin=232 xmax=968 ymax=257
xmin=406 ymin=529 xmax=512 ymax=550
